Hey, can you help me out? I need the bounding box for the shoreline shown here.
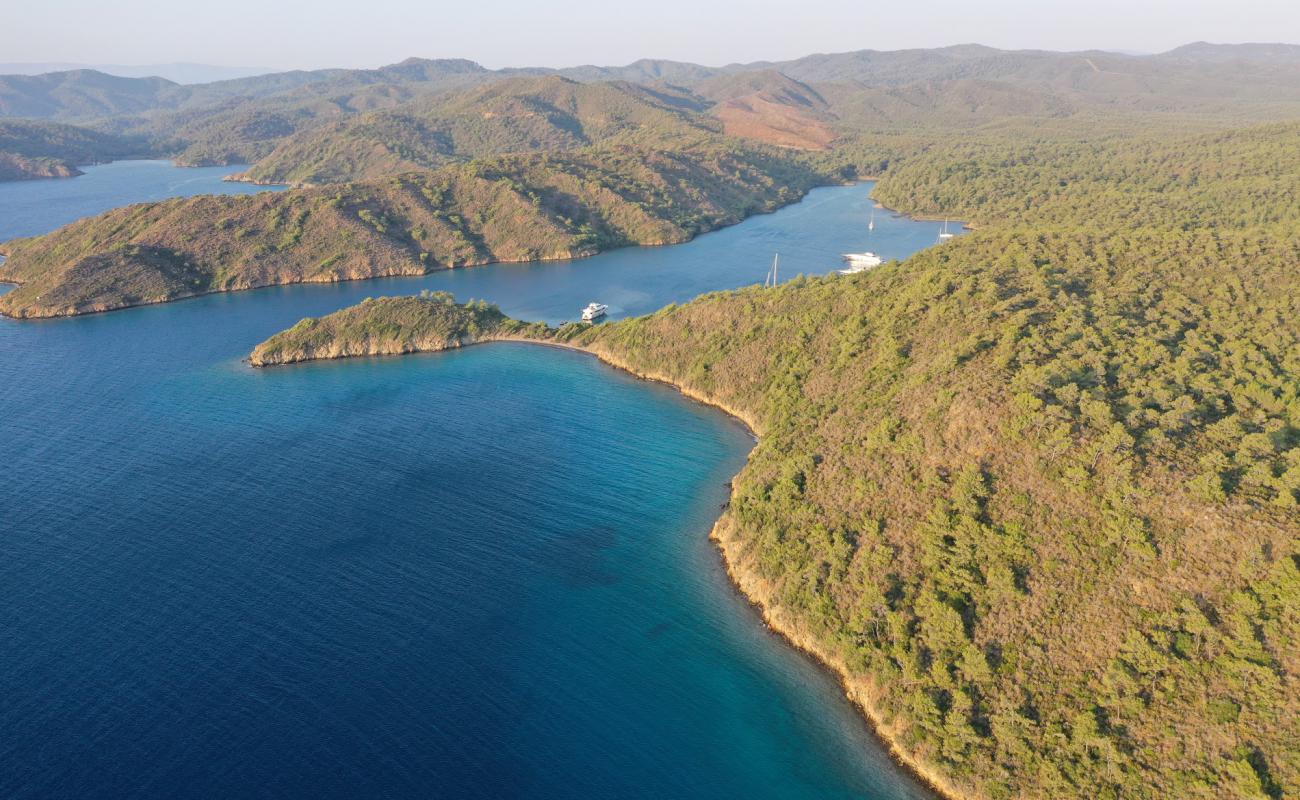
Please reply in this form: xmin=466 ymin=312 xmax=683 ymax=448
xmin=250 ymin=334 xmax=760 ymax=436
xmin=249 ymin=334 xmax=962 ymax=800
xmin=224 ymin=172 xmax=305 ymax=187
xmin=708 ymin=520 xmax=964 ymax=800
xmin=875 ymin=207 xmax=975 ymax=231
xmin=559 ymin=341 xmax=964 ymax=800
xmin=0 ymin=181 xmax=847 ymax=321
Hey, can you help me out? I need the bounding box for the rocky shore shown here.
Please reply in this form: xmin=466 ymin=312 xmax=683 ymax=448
xmin=247 ymin=296 xmax=959 ymax=800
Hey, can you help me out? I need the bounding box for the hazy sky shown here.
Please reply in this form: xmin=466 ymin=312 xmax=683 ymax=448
xmin=9 ymin=0 xmax=1298 ymax=71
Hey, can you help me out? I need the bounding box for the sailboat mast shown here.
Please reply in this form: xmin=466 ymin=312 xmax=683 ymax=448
xmin=773 ymin=253 xmax=779 ymax=286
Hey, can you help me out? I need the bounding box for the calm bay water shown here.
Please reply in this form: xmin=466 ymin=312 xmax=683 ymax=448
xmin=0 ymin=162 xmax=951 ymax=799
xmin=199 ymin=178 xmax=950 ymax=325
xmin=0 ymin=160 xmax=285 ymax=241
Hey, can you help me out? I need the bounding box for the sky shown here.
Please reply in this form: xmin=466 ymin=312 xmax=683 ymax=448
xmin=7 ymin=0 xmax=1299 ymax=72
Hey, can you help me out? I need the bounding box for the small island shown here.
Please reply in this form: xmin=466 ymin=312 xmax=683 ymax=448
xmin=249 ymin=292 xmax=553 ymax=366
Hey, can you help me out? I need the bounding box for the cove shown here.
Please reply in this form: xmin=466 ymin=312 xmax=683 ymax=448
xmin=0 ymin=169 xmax=951 ymax=798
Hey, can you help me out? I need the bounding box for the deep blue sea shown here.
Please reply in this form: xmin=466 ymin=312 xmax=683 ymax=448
xmin=0 ymin=162 xmax=954 ymax=799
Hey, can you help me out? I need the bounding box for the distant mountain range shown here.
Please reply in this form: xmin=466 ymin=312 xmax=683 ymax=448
xmin=2 ymin=42 xmax=1300 ymax=182
xmin=0 ymin=62 xmax=276 ymax=84
xmin=1161 ymin=41 xmax=1300 ymax=64
xmin=5 ymin=42 xmax=1300 ymax=123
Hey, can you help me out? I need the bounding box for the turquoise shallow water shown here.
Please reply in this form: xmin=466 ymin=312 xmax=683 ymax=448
xmin=0 ymin=163 xmax=950 ymax=799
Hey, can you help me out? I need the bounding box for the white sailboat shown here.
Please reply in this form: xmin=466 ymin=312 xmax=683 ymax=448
xmin=764 ymin=253 xmax=780 ymax=288
xmin=938 ymin=219 xmax=954 ymax=240
xmin=868 ymin=208 xmax=876 ymax=232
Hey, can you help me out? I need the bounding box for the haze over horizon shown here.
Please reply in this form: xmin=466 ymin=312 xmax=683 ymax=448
xmin=8 ymin=0 xmax=1299 ymax=75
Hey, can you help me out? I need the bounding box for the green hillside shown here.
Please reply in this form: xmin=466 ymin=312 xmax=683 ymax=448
xmin=98 ymin=63 xmax=495 ymax=167
xmin=249 ymin=120 xmax=1300 ymax=799
xmin=9 ymin=42 xmax=1300 ymax=800
xmin=0 ymin=58 xmax=490 ymax=122
xmin=9 ymin=45 xmax=1300 ymax=182
xmin=250 ymin=293 xmax=546 ymax=365
xmin=0 ymin=142 xmax=824 ymax=317
xmin=563 ymin=121 xmax=1300 ymax=800
xmin=0 ymin=119 xmax=145 ymax=180
xmin=227 ymin=53 xmax=1300 ymax=184
xmin=0 ymin=59 xmax=498 ymax=169
xmin=236 ymin=76 xmax=718 ymax=185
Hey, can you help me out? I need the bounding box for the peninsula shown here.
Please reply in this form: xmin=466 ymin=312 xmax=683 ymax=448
xmin=0 ymin=141 xmax=828 ymax=318
xmin=248 ymin=118 xmax=1300 ymax=800
xmin=249 ymin=293 xmax=550 ymax=366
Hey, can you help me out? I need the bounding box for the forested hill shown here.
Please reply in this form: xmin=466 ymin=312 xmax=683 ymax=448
xmin=8 ymin=43 xmax=1300 ymax=122
xmin=0 ymin=58 xmax=497 ymax=170
xmin=0 ymin=119 xmax=145 ymax=180
xmin=870 ymin=122 xmax=1300 ymax=231
xmin=235 ymin=76 xmax=719 ymax=185
xmin=0 ymin=142 xmax=825 ymax=318
xmin=555 ymin=121 xmax=1299 ymax=798
xmin=0 ymin=58 xmax=491 ymax=121
xmin=249 ymin=293 xmax=548 ymax=366
xmin=236 ymin=115 xmax=1300 ymax=798
xmin=6 ymin=43 xmax=1300 ymax=181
